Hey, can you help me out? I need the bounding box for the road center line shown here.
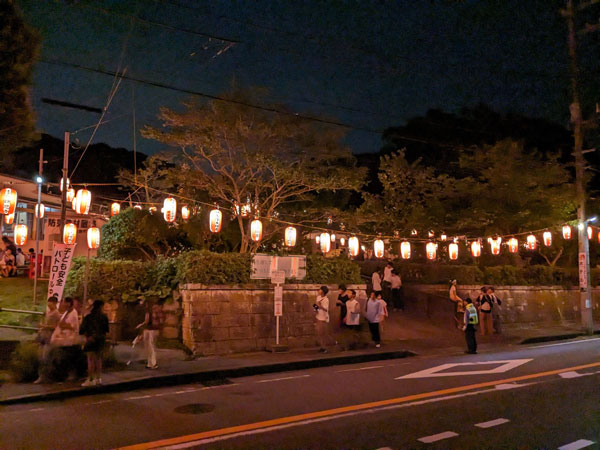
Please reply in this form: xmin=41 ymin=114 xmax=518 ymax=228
xmin=475 ymin=418 xmax=510 ymax=428
xmin=529 ymin=337 xmax=600 ymax=349
xmin=337 ymin=365 xmax=384 ymax=373
xmin=256 ymin=375 xmax=311 ymax=383
xmin=558 ymin=439 xmax=596 ymax=450
xmin=117 ymin=360 xmax=600 ymax=450
xmin=417 ymin=431 xmax=458 ymax=443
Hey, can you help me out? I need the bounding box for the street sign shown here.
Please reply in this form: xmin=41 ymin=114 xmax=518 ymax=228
xmin=578 ymin=252 xmax=588 ymax=289
xmin=271 ymin=270 xmax=286 ymax=285
xmin=274 ymin=285 xmax=283 ymax=317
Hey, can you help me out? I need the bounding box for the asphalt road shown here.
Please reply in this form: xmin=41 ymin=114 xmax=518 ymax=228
xmin=1 ymin=337 xmax=600 ymax=449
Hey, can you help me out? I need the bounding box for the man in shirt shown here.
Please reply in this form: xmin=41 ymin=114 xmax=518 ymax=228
xmin=345 ymin=290 xmax=361 ymax=349
xmin=314 ymin=286 xmax=330 ymax=353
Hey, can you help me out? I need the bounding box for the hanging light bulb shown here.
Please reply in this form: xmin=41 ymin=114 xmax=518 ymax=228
xmin=0 ymin=188 xmax=17 ymax=215
xmin=543 ymin=231 xmax=552 ymax=247
xmin=75 ymin=189 xmax=91 ymax=215
xmin=448 ymin=242 xmax=459 ymax=260
xmin=348 ymin=236 xmax=359 ymax=257
xmin=526 ymin=234 xmax=537 ymax=250
xmin=373 ymin=239 xmax=385 ymax=258
xmin=320 ymin=232 xmax=331 ymax=253
xmin=471 ymin=241 xmax=481 ymax=257
xmin=490 ymin=237 xmax=501 ymax=255
xmin=63 ymin=223 xmax=77 ymax=244
xmin=400 ymin=241 xmax=411 ymax=259
xmin=426 ymin=242 xmax=436 ymax=260
xmin=209 ymin=209 xmax=222 ymax=233
xmin=440 ymin=233 xmax=447 ymax=241
xmin=284 ymin=226 xmax=297 ymax=247
xmin=588 ymin=226 xmax=593 ymax=240
xmin=111 ymin=202 xmax=120 ymax=217
xmin=14 ymin=224 xmax=28 ymax=246
xmin=181 ymin=205 xmax=190 ymax=221
xmin=87 ymin=227 xmax=101 ymax=249
xmin=162 ymin=197 xmax=177 ymax=222
xmin=4 ymin=213 xmax=14 ymax=225
xmin=562 ymin=225 xmax=572 ymax=240
xmin=35 ymin=203 xmax=45 ymax=219
xmin=251 ymin=219 xmax=263 ymax=242
xmin=508 ymin=238 xmax=519 ymax=253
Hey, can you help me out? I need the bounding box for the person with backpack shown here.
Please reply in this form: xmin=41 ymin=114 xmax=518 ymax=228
xmin=79 ymin=300 xmax=109 ymax=386
xmin=136 ymin=300 xmax=165 ymax=369
xmin=463 ymin=297 xmax=478 ymax=354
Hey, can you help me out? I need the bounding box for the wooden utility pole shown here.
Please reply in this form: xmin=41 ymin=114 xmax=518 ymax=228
xmin=565 ymin=0 xmax=594 ymax=333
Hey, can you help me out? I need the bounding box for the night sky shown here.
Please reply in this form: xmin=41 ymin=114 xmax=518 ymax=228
xmin=19 ymin=0 xmax=591 ymax=156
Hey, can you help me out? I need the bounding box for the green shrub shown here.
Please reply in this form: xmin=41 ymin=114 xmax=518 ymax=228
xmin=483 ymin=266 xmax=525 ymax=285
xmin=305 ymin=255 xmax=362 ymax=284
xmin=393 ymin=263 xmax=483 ymax=285
xmin=175 ymin=251 xmax=252 ymax=285
xmin=8 ymin=342 xmax=39 ymax=382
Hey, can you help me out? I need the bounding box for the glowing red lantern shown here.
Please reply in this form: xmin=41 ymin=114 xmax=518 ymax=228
xmin=111 ymin=202 xmax=120 ymax=217
xmin=75 ymin=189 xmax=91 ymax=215
xmin=471 ymin=241 xmax=481 ymax=257
xmin=348 ymin=236 xmax=359 ymax=257
xmin=0 ymin=188 xmax=17 ymax=215
xmin=14 ymin=224 xmax=28 ymax=246
xmin=66 ymin=188 xmax=75 ymax=203
xmin=526 ymin=234 xmax=537 ymax=250
xmin=181 ymin=206 xmax=190 ymax=221
xmin=508 ymin=238 xmax=519 ymax=253
xmin=87 ymin=227 xmax=100 ymax=249
xmin=284 ymin=226 xmax=297 ymax=247
xmin=320 ymin=232 xmax=331 ymax=253
xmin=209 ymin=209 xmax=222 ymax=233
xmin=562 ymin=225 xmax=572 ymax=240
xmin=490 ymin=237 xmax=501 ymax=255
xmin=251 ymin=219 xmax=263 ymax=242
xmin=400 ymin=241 xmax=411 ymax=259
xmin=162 ymin=197 xmax=177 ymax=222
xmin=426 ymin=242 xmax=436 ymax=260
xmin=63 ymin=223 xmax=77 ymax=244
xmin=449 ymin=242 xmax=458 ymax=260
xmin=588 ymin=226 xmax=593 ymax=240
xmin=374 ymin=239 xmax=384 ymax=258
xmin=543 ymin=231 xmax=552 ymax=247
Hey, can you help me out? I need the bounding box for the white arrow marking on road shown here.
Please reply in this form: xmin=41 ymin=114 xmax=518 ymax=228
xmin=558 ymin=439 xmax=596 ymax=450
xmin=396 ymin=359 xmax=532 ymax=379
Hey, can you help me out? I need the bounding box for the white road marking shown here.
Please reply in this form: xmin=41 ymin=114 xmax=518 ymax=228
xmin=475 ymin=418 xmax=510 ymax=428
xmin=375 ymin=447 xmax=393 ymax=450
xmin=90 ymin=400 xmax=112 ymax=405
xmin=529 ymin=337 xmax=600 ymax=349
xmin=396 ymin=359 xmax=532 ymax=379
xmin=558 ymin=439 xmax=596 ymax=450
xmin=126 ymin=395 xmax=152 ymax=400
xmin=417 ymin=431 xmax=459 ymax=443
xmin=160 ymin=383 xmax=536 ymax=449
xmin=495 ymin=383 xmax=522 ymax=390
xmin=256 ymin=375 xmax=311 ymax=383
xmin=27 ymin=407 xmax=44 ymax=412
xmin=337 ymin=365 xmax=384 ymax=373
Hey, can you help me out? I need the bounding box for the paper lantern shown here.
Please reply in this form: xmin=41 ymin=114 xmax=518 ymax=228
xmin=588 ymin=226 xmax=593 ymax=240
xmin=320 ymin=232 xmax=331 ymax=253
xmin=428 ymin=230 xmax=435 ymax=238
xmin=331 ymin=233 xmax=336 ymax=243
xmin=426 ymin=242 xmax=436 ymax=260
xmin=35 ymin=203 xmax=45 ymax=219
xmin=400 ymin=241 xmax=411 ymax=259
xmin=348 ymin=236 xmax=359 ymax=257
xmin=526 ymin=234 xmax=537 ymax=250
xmin=60 ymin=177 xmax=70 ymax=192
xmin=471 ymin=241 xmax=481 ymax=257
xmin=440 ymin=233 xmax=447 ymax=241
xmin=63 ymin=223 xmax=77 ymax=244
xmin=209 ymin=209 xmax=222 ymax=233
xmin=543 ymin=231 xmax=552 ymax=247
xmin=111 ymin=202 xmax=120 ymax=217
xmin=562 ymin=225 xmax=572 ymax=240
xmin=373 ymin=239 xmax=384 ymax=258
xmin=448 ymin=242 xmax=458 ymax=260
xmin=284 ymin=226 xmax=297 ymax=247
xmin=87 ymin=227 xmax=100 ymax=249
xmin=0 ymin=188 xmax=17 ymax=215
xmin=75 ymin=189 xmax=91 ymax=215
xmin=508 ymin=238 xmax=519 ymax=253
xmin=14 ymin=224 xmax=28 ymax=246
xmin=181 ymin=205 xmax=190 ymax=221
xmin=411 ymin=229 xmax=418 ymax=236
xmin=490 ymin=237 xmax=501 ymax=255
xmin=241 ymin=203 xmax=250 ymax=218
xmin=340 ymin=237 xmax=346 ymax=246
xmin=315 ymin=235 xmax=320 ymax=244
xmin=66 ymin=188 xmax=75 ymax=203
xmin=71 ymin=195 xmax=78 ymax=211
xmin=162 ymin=197 xmax=177 ymax=222
xmin=251 ymin=219 xmax=263 ymax=242
xmin=4 ymin=213 xmax=14 ymax=225
xmin=148 ymin=206 xmax=157 ymax=213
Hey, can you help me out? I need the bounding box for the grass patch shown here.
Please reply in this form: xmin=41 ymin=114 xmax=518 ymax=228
xmin=0 ymin=278 xmax=48 ymax=330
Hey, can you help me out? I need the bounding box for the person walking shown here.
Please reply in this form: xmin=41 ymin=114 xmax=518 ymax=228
xmin=34 ymin=296 xmax=61 ymax=384
xmin=344 ymin=290 xmax=361 ymax=349
xmin=382 ymin=262 xmax=393 ymax=305
xmin=487 ymin=287 xmax=502 ymax=334
xmin=477 ymin=288 xmax=494 ymax=336
xmin=136 ymin=300 xmax=165 ymax=369
xmin=371 ymin=270 xmax=382 ymax=296
xmin=335 ymin=284 xmax=350 ymax=327
xmin=449 ymin=280 xmax=465 ymax=328
xmin=80 ymin=300 xmax=109 ymax=386
xmin=391 ymin=269 xmax=403 ymax=310
xmin=314 ymin=286 xmax=330 ymax=353
xmin=463 ymin=297 xmax=478 ymax=354
xmin=365 ymin=292 xmax=383 ymax=347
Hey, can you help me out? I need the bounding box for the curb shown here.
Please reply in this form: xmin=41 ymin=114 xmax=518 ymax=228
xmin=518 ymin=329 xmax=600 ymax=345
xmin=0 ymin=350 xmax=415 ymax=406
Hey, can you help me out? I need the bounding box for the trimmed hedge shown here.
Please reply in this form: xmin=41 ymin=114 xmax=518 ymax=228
xmin=175 ymin=251 xmax=252 ymax=285
xmin=305 ymin=255 xmax=362 ymax=284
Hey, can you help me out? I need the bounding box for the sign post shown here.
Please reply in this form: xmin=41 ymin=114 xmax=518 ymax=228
xmin=270 ymin=270 xmax=287 ymax=352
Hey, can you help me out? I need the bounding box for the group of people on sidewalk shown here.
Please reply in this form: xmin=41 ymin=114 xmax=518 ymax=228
xmin=313 ymin=283 xmax=389 ymax=353
xmin=449 ymin=280 xmax=503 ymax=354
xmin=35 ymin=296 xmax=165 ymax=386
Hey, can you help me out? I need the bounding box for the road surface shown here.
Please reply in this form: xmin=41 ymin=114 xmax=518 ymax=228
xmin=1 ymin=337 xmax=599 ymax=449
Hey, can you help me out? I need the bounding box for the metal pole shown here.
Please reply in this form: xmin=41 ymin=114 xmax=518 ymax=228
xmin=276 ymin=316 xmax=280 ymax=346
xmin=33 ymin=149 xmax=43 ymax=305
xmin=60 ymin=132 xmax=69 ymax=238
xmin=83 ymin=246 xmax=90 ymax=303
xmin=566 ymin=0 xmax=594 ymax=333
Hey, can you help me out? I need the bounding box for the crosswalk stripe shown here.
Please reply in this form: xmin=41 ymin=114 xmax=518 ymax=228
xmin=417 ymin=431 xmax=458 ymax=443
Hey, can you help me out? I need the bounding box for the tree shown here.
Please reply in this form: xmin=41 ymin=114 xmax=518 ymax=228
xmin=0 ymin=1 xmax=39 ymax=169
xmin=142 ymin=90 xmax=365 ymax=252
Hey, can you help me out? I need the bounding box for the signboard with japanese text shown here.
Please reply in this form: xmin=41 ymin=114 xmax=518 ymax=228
xmin=47 ymin=243 xmax=76 ymax=301
xmin=579 ymin=252 xmax=588 ymax=289
xmin=43 ymin=212 xmax=106 ymax=258
xmin=251 ymin=255 xmax=306 ymax=279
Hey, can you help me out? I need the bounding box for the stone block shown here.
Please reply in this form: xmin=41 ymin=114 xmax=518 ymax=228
xmin=162 ymin=301 xmax=180 ymax=312
xmin=211 ymin=314 xmax=250 ymax=328
xmin=250 ymin=314 xmax=273 ymax=327
xmin=164 ymin=313 xmax=180 ymax=327
xmin=215 ymin=339 xmax=256 ymax=355
xmin=192 ymin=302 xmax=222 ymax=315
xmin=209 ymin=327 xmax=230 ymax=341
xmin=251 ymin=302 xmax=272 ymax=314
xmin=193 ymin=341 xmax=217 ymax=356
xmin=229 ymin=326 xmax=253 ymax=339
xmin=253 ymin=325 xmax=274 ymax=339
xmin=231 ymin=302 xmax=251 ymax=314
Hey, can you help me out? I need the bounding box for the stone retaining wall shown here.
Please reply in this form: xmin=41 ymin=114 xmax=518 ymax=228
xmin=180 ymin=284 xmax=367 ymax=356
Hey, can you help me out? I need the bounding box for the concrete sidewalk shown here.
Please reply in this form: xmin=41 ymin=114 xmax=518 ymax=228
xmin=1 ymin=316 xmax=598 ymax=405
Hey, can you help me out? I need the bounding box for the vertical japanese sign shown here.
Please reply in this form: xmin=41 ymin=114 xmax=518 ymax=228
xmin=47 ymin=243 xmax=76 ymax=301
xmin=578 ymin=252 xmax=587 ymax=290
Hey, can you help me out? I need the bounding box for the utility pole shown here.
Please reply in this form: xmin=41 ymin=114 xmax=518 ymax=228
xmin=60 ymin=132 xmax=69 ymax=236
xmin=565 ymin=0 xmax=594 ymax=333
xmin=32 ymin=149 xmax=45 ymax=304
